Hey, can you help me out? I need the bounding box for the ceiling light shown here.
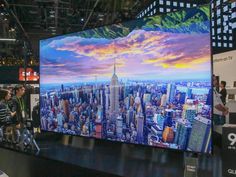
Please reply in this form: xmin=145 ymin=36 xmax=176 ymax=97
xmin=0 ymin=38 xmax=16 ymax=42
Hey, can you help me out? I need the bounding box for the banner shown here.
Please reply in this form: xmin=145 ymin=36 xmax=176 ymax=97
xmin=213 ymin=50 xmax=236 ymax=88
xmin=19 ymin=68 xmax=39 ymax=81
xmin=222 ymin=124 xmax=236 ymax=177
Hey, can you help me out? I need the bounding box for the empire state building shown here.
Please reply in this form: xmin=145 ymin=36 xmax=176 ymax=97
xmin=110 ymin=62 xmax=119 ymax=113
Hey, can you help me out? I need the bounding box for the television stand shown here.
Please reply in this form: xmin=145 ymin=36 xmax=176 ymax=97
xmin=184 ymin=152 xmax=199 ymax=177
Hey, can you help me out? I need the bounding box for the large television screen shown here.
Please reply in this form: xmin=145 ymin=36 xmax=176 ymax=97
xmin=40 ymin=5 xmax=212 ymax=153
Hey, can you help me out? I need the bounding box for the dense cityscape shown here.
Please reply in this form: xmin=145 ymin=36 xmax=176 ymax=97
xmin=41 ymin=63 xmax=212 ymax=153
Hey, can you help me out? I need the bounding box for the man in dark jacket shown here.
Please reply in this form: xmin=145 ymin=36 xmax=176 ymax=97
xmin=220 ymin=81 xmax=227 ymax=105
xmin=11 ymin=85 xmax=26 ymax=126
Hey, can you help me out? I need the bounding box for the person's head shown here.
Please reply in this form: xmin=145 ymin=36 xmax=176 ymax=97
xmin=15 ymin=85 xmax=25 ymax=97
xmin=220 ymin=81 xmax=226 ymax=89
xmin=0 ymin=89 xmax=11 ymax=101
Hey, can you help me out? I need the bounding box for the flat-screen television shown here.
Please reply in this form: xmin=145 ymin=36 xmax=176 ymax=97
xmin=40 ymin=5 xmax=212 ymax=153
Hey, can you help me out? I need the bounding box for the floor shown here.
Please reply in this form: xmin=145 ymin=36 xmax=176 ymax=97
xmin=0 ymin=133 xmax=223 ymax=177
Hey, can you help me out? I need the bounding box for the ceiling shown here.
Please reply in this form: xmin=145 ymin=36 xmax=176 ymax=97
xmin=1 ymin=0 xmax=153 ymax=60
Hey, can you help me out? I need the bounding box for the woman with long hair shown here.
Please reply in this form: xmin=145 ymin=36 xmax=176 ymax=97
xmin=0 ymin=89 xmax=16 ymax=142
xmin=0 ymin=89 xmax=16 ymax=124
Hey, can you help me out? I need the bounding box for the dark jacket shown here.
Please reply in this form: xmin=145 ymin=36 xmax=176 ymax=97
xmin=0 ymin=100 xmax=12 ymax=125
xmin=11 ymin=96 xmax=25 ymax=124
xmin=220 ymin=88 xmax=227 ymax=105
xmin=32 ymin=104 xmax=40 ymax=127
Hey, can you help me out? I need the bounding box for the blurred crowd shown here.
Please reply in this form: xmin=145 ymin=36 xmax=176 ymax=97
xmin=0 ymin=85 xmax=26 ymax=143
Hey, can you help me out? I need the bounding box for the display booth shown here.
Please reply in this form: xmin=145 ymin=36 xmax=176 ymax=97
xmin=0 ymin=3 xmax=235 ymax=177
xmin=213 ymin=50 xmax=236 ymax=177
xmin=213 ymin=50 xmax=236 ymax=133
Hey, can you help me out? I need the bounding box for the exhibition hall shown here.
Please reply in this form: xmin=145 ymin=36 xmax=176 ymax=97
xmin=0 ymin=0 xmax=236 ymax=177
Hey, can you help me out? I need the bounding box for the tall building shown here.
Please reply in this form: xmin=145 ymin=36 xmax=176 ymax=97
xmin=185 ymin=107 xmax=196 ymax=123
xmin=62 ymin=99 xmax=69 ymax=119
xmin=186 ymin=88 xmax=192 ymax=99
xmin=110 ymin=62 xmax=119 ymax=114
xmin=143 ymin=93 xmax=151 ymax=103
xmin=160 ymin=94 xmax=167 ymax=107
xmin=124 ymin=97 xmax=130 ymax=110
xmin=96 ymin=105 xmax=103 ymax=123
xmin=179 ymin=92 xmax=186 ymax=104
xmin=116 ymin=115 xmax=123 ymax=139
xmin=61 ymin=84 xmax=64 ymax=92
xmin=174 ymin=119 xmax=191 ymax=150
xmin=95 ymin=123 xmax=102 ymax=139
xmin=105 ymin=85 xmax=109 ymax=111
xmin=136 ymin=113 xmax=144 ymax=143
xmin=100 ymin=90 xmax=103 ymax=106
xmin=135 ymin=92 xmax=142 ymax=113
xmin=187 ymin=116 xmax=211 ymax=153
xmin=126 ymin=107 xmax=134 ymax=126
xmin=156 ymin=113 xmax=165 ymax=131
xmin=166 ymin=84 xmax=176 ymax=103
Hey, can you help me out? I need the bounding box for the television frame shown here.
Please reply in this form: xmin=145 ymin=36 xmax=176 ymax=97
xmin=39 ymin=4 xmax=213 ymax=154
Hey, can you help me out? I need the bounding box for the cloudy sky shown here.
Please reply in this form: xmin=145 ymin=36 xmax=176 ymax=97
xmin=40 ymin=28 xmax=211 ymax=84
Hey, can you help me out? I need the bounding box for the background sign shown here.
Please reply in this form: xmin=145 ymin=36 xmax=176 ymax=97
xmin=213 ymin=50 xmax=236 ymax=88
xmin=19 ymin=68 xmax=39 ymax=81
xmin=222 ymin=124 xmax=236 ymax=177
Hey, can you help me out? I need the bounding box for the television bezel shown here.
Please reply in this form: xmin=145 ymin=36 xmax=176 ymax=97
xmin=39 ymin=4 xmax=213 ymax=155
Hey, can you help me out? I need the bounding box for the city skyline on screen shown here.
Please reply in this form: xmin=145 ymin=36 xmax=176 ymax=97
xmin=40 ymin=5 xmax=212 ymax=153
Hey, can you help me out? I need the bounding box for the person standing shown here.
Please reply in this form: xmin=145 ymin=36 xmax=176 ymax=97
xmin=220 ymin=81 xmax=227 ymax=105
xmin=213 ymin=76 xmax=228 ymax=125
xmin=0 ymin=89 xmax=16 ymax=142
xmin=11 ymin=85 xmax=26 ymax=126
xmin=11 ymin=85 xmax=26 ymax=143
xmin=0 ymin=89 xmax=16 ymax=124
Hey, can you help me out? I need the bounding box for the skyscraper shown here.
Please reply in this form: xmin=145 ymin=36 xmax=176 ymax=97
xmin=143 ymin=93 xmax=151 ymax=104
xmin=116 ymin=115 xmax=123 ymax=139
xmin=95 ymin=123 xmax=102 ymax=139
xmin=126 ymin=107 xmax=134 ymax=126
xmin=136 ymin=113 xmax=144 ymax=143
xmin=185 ymin=107 xmax=196 ymax=124
xmin=110 ymin=62 xmax=119 ymax=114
xmin=62 ymin=99 xmax=69 ymax=119
xmin=166 ymin=84 xmax=176 ymax=103
xmin=179 ymin=92 xmax=186 ymax=104
xmin=187 ymin=116 xmax=211 ymax=153
xmin=186 ymin=88 xmax=192 ymax=99
xmin=96 ymin=105 xmax=103 ymax=123
xmin=105 ymin=85 xmax=109 ymax=111
xmin=174 ymin=119 xmax=191 ymax=150
xmin=156 ymin=113 xmax=165 ymax=131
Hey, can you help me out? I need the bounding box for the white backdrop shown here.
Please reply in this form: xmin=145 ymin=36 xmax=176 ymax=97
xmin=213 ymin=50 xmax=236 ymax=88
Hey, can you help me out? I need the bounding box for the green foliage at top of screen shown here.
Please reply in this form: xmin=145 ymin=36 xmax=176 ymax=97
xmin=68 ymin=5 xmax=210 ymax=39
